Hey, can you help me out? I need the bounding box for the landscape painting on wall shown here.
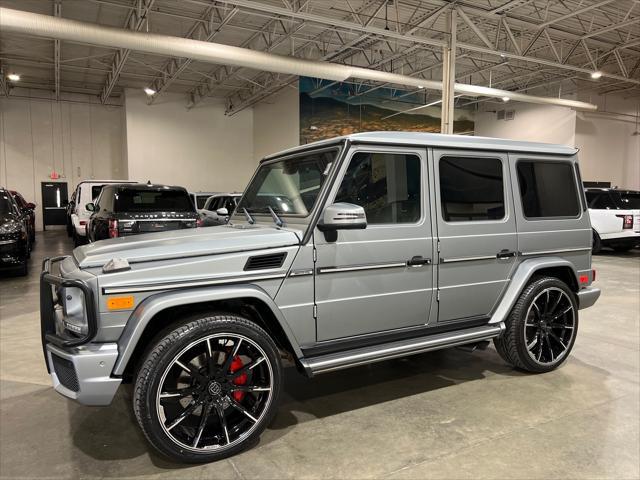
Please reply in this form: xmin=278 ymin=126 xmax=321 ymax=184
xmin=300 ymin=77 xmax=474 ymax=144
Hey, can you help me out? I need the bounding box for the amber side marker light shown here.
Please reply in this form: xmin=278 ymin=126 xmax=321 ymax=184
xmin=107 ymin=296 xmax=135 ymax=310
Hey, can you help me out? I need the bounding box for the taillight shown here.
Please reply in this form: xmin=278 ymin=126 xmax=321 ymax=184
xmin=616 ymin=214 xmax=633 ymax=229
xmin=196 ymin=218 xmax=203 ymax=227
xmin=79 ymin=220 xmax=86 ymax=226
xmin=108 ymin=219 xmax=119 ymax=238
xmin=592 ymin=269 xmax=596 ymax=282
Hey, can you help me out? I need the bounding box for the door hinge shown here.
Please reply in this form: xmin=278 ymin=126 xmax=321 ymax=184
xmin=312 ymin=246 xmax=317 ymax=262
xmin=313 ymin=304 xmax=317 ymax=319
xmin=437 ymin=241 xmax=441 ymax=253
xmin=436 ymin=290 xmax=440 ymax=301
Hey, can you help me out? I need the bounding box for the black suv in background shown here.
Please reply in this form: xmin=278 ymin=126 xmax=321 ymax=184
xmin=86 ymin=183 xmax=199 ymax=242
xmin=0 ymin=188 xmax=31 ymax=275
xmin=9 ymin=190 xmax=36 ymax=243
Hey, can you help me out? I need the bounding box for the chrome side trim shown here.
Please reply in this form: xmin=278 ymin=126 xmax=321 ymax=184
xmin=288 ymin=268 xmax=313 ymax=277
xmin=520 ymin=247 xmax=591 ymax=257
xmin=102 ymin=272 xmax=287 ymax=294
xmin=440 ymin=254 xmax=496 ymax=263
xmin=317 ymin=261 xmax=407 ymax=274
xmin=0 ymin=239 xmax=18 ymax=245
xmin=302 ymin=323 xmax=505 ymax=376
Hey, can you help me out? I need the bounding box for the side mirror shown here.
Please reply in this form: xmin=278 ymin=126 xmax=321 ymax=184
xmin=85 ymin=202 xmax=95 ymax=212
xmin=26 ymin=202 xmax=36 ymax=210
xmin=317 ymin=203 xmax=367 ymax=242
xmin=216 ymin=207 xmax=229 ymax=216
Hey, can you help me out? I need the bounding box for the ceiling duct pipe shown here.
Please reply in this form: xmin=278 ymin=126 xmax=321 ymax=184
xmin=0 ymin=7 xmax=598 ymax=111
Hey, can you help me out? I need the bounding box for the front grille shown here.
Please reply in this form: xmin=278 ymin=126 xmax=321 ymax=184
xmin=51 ymin=354 xmax=79 ymax=392
xmin=244 ymin=252 xmax=287 ymax=271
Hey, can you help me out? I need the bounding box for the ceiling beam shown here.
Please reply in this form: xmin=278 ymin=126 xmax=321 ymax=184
xmin=537 ymin=0 xmax=617 ymax=29
xmin=54 ymin=0 xmax=61 ymax=101
xmin=99 ymin=0 xmax=155 ymax=103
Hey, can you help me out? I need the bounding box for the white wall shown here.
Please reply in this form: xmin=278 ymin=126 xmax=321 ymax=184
xmin=575 ymin=94 xmax=639 ymax=190
xmin=0 ymin=90 xmax=126 ymax=230
xmin=124 ymin=89 xmax=255 ymax=193
xmin=474 ymin=102 xmax=577 ymax=146
xmin=253 ymin=87 xmax=299 ymax=160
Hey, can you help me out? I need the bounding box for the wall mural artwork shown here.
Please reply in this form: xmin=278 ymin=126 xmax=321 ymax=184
xmin=300 ymin=77 xmax=474 ymax=144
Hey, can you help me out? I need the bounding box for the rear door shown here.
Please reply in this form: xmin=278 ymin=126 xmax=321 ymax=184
xmin=314 ymin=145 xmax=435 ymax=341
xmin=433 ymin=150 xmax=517 ymax=323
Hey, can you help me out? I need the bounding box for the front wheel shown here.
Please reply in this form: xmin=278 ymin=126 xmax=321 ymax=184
xmin=494 ymin=277 xmax=578 ymax=373
xmin=133 ymin=314 xmax=283 ymax=463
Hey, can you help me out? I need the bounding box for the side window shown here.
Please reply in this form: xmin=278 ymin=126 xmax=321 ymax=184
xmin=439 ymin=156 xmax=505 ymax=222
xmin=517 ymin=161 xmax=580 ymax=218
xmin=335 ymin=151 xmax=421 ymax=224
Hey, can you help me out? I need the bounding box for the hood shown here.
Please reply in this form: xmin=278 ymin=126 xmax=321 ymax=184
xmin=74 ymin=223 xmax=301 ymax=268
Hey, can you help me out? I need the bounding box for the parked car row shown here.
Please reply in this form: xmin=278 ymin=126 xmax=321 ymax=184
xmin=0 ymin=187 xmax=34 ymax=275
xmin=65 ymin=181 xmax=241 ymax=245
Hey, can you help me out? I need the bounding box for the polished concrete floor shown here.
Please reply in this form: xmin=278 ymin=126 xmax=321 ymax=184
xmin=1 ymin=231 xmax=638 ymax=479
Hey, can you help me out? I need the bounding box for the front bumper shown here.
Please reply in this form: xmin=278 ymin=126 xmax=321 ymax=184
xmin=46 ymin=342 xmax=121 ymax=406
xmin=577 ymin=286 xmax=601 ymax=310
xmin=41 ymin=256 xmax=121 ymax=406
xmin=0 ymin=238 xmax=27 ymax=266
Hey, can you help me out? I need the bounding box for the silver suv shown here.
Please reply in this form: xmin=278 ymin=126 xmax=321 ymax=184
xmin=40 ymin=132 xmax=600 ymax=463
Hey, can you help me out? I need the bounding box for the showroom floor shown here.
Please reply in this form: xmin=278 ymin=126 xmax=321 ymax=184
xmin=0 ymin=231 xmax=638 ymax=480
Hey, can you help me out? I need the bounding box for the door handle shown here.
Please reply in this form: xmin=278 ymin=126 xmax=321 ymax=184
xmin=407 ymin=255 xmax=431 ymax=267
xmin=496 ymin=249 xmax=517 ymax=259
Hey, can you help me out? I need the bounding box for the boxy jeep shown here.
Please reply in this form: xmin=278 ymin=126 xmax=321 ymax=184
xmin=41 ymin=132 xmax=601 ymax=463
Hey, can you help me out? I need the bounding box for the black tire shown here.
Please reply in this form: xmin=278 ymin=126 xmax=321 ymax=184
xmin=612 ymin=245 xmax=633 ymax=252
xmin=592 ymin=229 xmax=602 ymax=254
xmin=133 ymin=313 xmax=283 ymax=463
xmin=17 ymin=260 xmax=28 ymax=276
xmin=494 ymin=276 xmax=578 ymax=373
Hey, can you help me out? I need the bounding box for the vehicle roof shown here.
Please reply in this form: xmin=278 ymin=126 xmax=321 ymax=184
xmin=585 ymin=188 xmax=640 ymax=193
xmin=192 ymin=191 xmax=218 ymax=195
xmin=77 ymin=179 xmax=136 ymax=186
xmin=106 ymin=183 xmax=188 ymax=191
xmin=264 ymin=131 xmax=578 ymax=159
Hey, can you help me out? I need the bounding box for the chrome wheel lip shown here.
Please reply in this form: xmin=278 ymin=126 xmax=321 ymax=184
xmin=155 ymin=332 xmax=274 ymax=454
xmin=524 ymin=287 xmax=576 ymax=366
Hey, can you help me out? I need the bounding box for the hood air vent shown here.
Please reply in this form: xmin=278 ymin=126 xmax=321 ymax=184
xmin=244 ymin=252 xmax=287 ymax=271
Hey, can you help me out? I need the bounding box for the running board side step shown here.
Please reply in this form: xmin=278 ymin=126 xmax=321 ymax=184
xmin=301 ymin=323 xmax=505 ymax=376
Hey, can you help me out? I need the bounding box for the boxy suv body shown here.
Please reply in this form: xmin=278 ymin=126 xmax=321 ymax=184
xmin=40 ymin=132 xmax=600 ymax=463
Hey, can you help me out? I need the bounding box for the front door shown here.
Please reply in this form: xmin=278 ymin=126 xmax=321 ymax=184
xmin=41 ymin=182 xmax=68 ymax=229
xmin=314 ymin=146 xmax=434 ymax=341
xmin=433 ymin=150 xmax=517 ymax=323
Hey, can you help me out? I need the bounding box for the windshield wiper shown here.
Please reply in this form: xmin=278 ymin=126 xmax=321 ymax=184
xmin=242 ymin=207 xmax=255 ymax=225
xmin=267 ymin=206 xmax=284 ymax=228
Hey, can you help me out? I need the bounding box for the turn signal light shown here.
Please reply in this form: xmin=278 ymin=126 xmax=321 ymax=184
xmin=107 ymin=296 xmax=134 ymax=310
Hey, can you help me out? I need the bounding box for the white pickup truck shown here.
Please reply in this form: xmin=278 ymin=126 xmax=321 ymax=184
xmin=586 ymin=188 xmax=640 ymax=253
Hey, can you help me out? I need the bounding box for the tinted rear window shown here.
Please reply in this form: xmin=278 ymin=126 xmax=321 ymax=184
xmin=439 ymin=157 xmax=505 ymax=222
xmin=517 ymin=161 xmax=580 ymax=218
xmin=195 ymin=195 xmax=209 ymax=209
xmin=115 ymin=189 xmax=193 ymax=212
xmin=618 ymin=192 xmax=640 ymax=209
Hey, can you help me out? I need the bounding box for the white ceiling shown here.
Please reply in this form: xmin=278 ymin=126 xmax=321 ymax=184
xmin=1 ymin=0 xmax=639 ymax=113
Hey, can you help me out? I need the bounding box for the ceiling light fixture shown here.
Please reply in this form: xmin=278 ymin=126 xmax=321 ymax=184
xmin=590 ymin=71 xmax=602 ymax=79
xmin=7 ymin=73 xmax=20 ymax=81
xmin=501 ymin=96 xmax=510 ymax=102
xmin=143 ymin=86 xmax=156 ymax=95
xmin=418 ymin=85 xmax=424 ymax=89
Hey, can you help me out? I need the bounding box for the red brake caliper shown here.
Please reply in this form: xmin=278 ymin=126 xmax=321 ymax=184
xmin=230 ymin=356 xmax=248 ymax=402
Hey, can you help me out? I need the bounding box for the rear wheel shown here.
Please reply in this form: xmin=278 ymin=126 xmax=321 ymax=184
xmin=591 ymin=229 xmax=602 ymax=254
xmin=134 ymin=314 xmax=282 ymax=463
xmin=494 ymin=277 xmax=578 ymax=373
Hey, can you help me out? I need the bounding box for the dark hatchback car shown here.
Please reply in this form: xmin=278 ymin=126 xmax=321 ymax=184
xmin=86 ymin=183 xmax=199 ymax=242
xmin=0 ymin=188 xmax=31 ymax=275
xmin=9 ymin=190 xmax=36 ymax=243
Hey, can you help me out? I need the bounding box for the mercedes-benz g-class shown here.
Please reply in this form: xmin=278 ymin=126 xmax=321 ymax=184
xmin=40 ymin=132 xmax=600 ymax=463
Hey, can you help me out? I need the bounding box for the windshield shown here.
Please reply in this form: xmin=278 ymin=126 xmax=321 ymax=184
xmin=0 ymin=192 xmax=14 ymax=216
xmin=237 ymin=149 xmax=336 ymax=217
xmin=115 ymin=189 xmax=194 ymax=212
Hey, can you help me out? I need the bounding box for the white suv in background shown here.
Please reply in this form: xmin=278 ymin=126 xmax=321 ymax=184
xmin=68 ymin=180 xmax=136 ymax=246
xmin=586 ymin=188 xmax=640 ymax=253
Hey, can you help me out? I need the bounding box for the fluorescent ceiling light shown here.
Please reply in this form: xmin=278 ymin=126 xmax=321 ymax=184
xmin=501 ymin=96 xmax=510 ymax=102
xmin=590 ymin=71 xmax=603 ymax=79
xmin=143 ymin=87 xmax=156 ymax=95
xmin=7 ymin=73 xmax=20 ymax=81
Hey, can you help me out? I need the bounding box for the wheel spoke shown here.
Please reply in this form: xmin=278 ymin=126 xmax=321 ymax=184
xmin=230 ymin=385 xmax=271 ymax=393
xmin=166 ymin=400 xmax=201 ymax=431
xmin=537 ymin=336 xmax=544 ymax=360
xmin=160 ymin=386 xmax=198 ymax=399
xmin=175 ymin=360 xmax=207 ymax=383
xmin=527 ymin=335 xmax=538 ymax=350
xmin=549 ymin=331 xmax=567 ymax=350
xmin=215 ymin=404 xmax=231 ymax=444
xmin=547 ymin=335 xmax=555 ymax=362
xmin=548 ymin=290 xmax=563 ymax=315
xmin=192 ymin=403 xmax=213 ymax=448
xmin=228 ymin=398 xmax=258 ymax=422
xmin=221 ymin=338 xmax=243 ymax=374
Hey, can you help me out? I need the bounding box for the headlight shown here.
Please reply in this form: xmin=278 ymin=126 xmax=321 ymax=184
xmin=61 ymin=287 xmax=88 ymax=335
xmin=0 ymin=221 xmax=21 ymax=235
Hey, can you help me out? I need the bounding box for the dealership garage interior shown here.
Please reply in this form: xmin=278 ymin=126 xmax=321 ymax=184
xmin=0 ymin=0 xmax=639 ymax=478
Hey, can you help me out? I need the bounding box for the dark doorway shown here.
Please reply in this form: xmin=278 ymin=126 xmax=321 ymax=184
xmin=41 ymin=182 xmax=68 ymax=230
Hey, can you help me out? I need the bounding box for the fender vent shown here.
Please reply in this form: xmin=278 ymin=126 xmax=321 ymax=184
xmin=244 ymin=252 xmax=287 ymax=271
